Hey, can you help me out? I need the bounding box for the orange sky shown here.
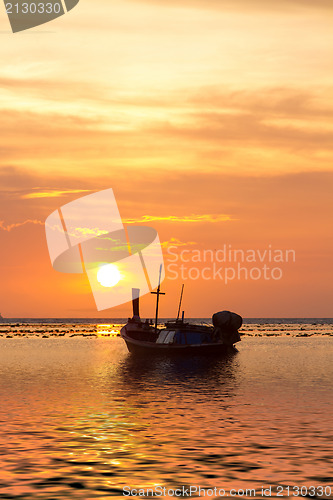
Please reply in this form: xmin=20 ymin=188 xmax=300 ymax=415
xmin=0 ymin=0 xmax=332 ymax=318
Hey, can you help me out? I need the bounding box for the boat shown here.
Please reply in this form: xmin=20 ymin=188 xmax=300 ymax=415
xmin=120 ymin=275 xmax=242 ymax=356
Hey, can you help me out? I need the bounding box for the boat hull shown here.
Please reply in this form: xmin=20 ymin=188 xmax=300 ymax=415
xmin=123 ymin=335 xmax=237 ymax=357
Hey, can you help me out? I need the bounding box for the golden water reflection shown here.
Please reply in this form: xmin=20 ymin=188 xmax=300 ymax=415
xmin=0 ymin=334 xmax=332 ymax=498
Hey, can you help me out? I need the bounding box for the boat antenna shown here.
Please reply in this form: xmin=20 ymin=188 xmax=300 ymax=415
xmin=176 ymin=283 xmax=184 ymax=321
xmin=151 ymin=264 xmax=165 ymax=333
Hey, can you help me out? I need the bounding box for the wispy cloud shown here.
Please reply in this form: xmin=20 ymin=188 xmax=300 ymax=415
xmin=124 ymin=214 xmax=233 ymax=224
xmin=161 ymin=237 xmax=197 ymax=248
xmin=67 ymin=226 xmax=109 ymax=238
xmin=0 ymin=219 xmax=43 ymax=232
xmin=1 ymin=85 xmax=332 ymax=178
xmin=21 ymin=189 xmax=91 ymax=200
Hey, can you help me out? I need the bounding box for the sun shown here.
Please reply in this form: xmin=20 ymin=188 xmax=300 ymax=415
xmin=97 ymin=264 xmax=121 ymax=288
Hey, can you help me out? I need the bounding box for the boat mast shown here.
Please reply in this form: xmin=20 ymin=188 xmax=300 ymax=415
xmin=176 ymin=283 xmax=184 ymax=321
xmin=151 ymin=264 xmax=165 ymax=333
xmin=131 ymin=288 xmax=140 ymax=319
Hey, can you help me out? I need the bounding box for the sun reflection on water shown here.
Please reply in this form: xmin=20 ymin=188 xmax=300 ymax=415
xmin=96 ymin=324 xmax=120 ymax=337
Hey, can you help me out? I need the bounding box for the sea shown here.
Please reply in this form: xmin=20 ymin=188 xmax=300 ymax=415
xmin=0 ymin=318 xmax=332 ymax=499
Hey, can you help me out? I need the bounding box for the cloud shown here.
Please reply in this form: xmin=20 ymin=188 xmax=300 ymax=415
xmin=141 ymin=87 xmax=333 ymax=153
xmin=188 ymin=87 xmax=333 ymax=120
xmin=2 ymin=166 xmax=331 ymax=231
xmin=0 ymin=75 xmax=113 ymax=107
xmin=0 ymin=219 xmax=43 ymax=232
xmin=150 ymin=111 xmax=333 ymax=153
xmin=0 ymin=86 xmax=332 ymax=182
xmin=66 ymin=226 xmax=109 ymax=238
xmin=22 ymin=189 xmax=91 ymax=199
xmin=161 ymin=237 xmax=197 ymax=248
xmin=124 ymin=214 xmax=233 ymax=223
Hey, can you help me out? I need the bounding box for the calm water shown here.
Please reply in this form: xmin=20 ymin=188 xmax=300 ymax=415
xmin=0 ymin=320 xmax=332 ymax=499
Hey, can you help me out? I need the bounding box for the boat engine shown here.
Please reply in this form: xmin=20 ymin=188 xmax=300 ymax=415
xmin=212 ymin=310 xmax=242 ymax=344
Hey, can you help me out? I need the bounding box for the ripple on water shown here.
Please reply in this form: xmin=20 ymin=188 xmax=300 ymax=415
xmin=0 ymin=333 xmax=332 ymax=498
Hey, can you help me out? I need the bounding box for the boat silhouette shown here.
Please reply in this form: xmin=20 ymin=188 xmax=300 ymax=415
xmin=120 ymin=272 xmax=242 ymax=356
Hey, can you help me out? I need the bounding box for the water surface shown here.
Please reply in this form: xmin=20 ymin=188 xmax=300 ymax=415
xmin=0 ymin=322 xmax=332 ymax=499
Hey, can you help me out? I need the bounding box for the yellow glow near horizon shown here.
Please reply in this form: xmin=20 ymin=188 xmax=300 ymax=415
xmin=97 ymin=264 xmax=121 ymax=288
